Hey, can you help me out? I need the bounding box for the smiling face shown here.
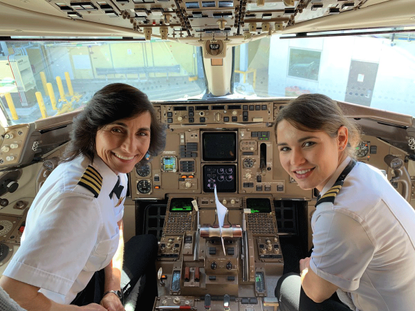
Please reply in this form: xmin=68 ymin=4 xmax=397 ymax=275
xmin=95 ymin=112 xmax=151 ymax=174
xmin=276 ymin=119 xmax=348 ymax=192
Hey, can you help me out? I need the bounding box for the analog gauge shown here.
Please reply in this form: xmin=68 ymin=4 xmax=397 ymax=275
xmin=136 ymin=164 xmax=151 ymax=177
xmin=356 ymin=141 xmax=369 ymax=157
xmin=137 ymin=180 xmax=152 ymax=194
xmin=243 ymin=158 xmax=254 ymax=168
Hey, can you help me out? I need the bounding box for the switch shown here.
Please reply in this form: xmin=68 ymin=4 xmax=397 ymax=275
xmin=223 ymin=294 xmax=230 ymax=311
xmin=205 ymin=294 xmax=211 ymax=310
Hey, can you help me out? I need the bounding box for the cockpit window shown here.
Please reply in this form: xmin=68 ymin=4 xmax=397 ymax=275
xmin=1 ymin=32 xmax=415 ymax=126
xmin=0 ymin=40 xmax=205 ymax=126
xmin=234 ymin=32 xmax=415 ymax=117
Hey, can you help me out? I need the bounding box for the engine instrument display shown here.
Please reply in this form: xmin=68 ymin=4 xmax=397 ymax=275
xmin=202 ymin=132 xmax=236 ymax=161
xmin=203 ymin=165 xmax=236 ymax=192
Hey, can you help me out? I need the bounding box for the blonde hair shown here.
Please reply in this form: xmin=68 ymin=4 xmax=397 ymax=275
xmin=274 ymin=94 xmax=361 ymax=158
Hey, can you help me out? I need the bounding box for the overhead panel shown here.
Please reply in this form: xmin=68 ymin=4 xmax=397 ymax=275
xmin=47 ymin=0 xmax=368 ymax=42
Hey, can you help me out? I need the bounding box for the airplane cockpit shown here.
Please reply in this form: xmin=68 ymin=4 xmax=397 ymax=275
xmin=0 ymin=0 xmax=415 ymax=310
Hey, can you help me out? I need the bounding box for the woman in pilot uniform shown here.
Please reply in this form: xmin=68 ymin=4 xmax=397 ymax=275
xmin=274 ymin=94 xmax=415 ymax=311
xmin=0 ymin=83 xmax=166 ymax=311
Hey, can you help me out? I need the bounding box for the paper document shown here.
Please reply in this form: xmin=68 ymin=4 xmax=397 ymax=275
xmin=214 ymin=185 xmax=228 ymax=255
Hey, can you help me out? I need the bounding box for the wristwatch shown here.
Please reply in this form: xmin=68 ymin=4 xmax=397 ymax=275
xmin=103 ymin=289 xmax=123 ymax=301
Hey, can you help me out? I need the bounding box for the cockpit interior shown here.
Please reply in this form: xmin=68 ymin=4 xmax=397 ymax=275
xmin=0 ymin=0 xmax=414 ymax=310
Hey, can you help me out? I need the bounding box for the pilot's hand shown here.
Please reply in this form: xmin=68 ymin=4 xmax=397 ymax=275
xmin=79 ymin=303 xmax=108 ymax=310
xmin=299 ymin=257 xmax=311 ymax=273
xmin=100 ymin=293 xmax=125 ymax=311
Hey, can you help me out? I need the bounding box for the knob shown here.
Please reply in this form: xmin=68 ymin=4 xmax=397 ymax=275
xmin=211 ymin=262 xmax=217 ymax=270
xmin=222 ymin=199 xmax=227 ymax=205
xmin=178 ymin=116 xmax=183 ymax=121
xmin=6 ymin=156 xmax=14 ymax=161
xmin=185 ymin=182 xmax=192 ymax=188
xmin=226 ymin=262 xmax=232 ymax=270
xmin=173 ymin=297 xmax=181 ymax=305
xmin=1 ymin=146 xmax=10 ymax=152
xmin=5 ymin=133 xmax=13 ymax=139
xmin=10 ymin=143 xmax=18 ymax=149
xmin=230 ymin=199 xmax=235 ymax=204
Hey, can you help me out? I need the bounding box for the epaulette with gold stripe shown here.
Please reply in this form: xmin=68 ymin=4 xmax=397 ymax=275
xmin=316 ymin=182 xmax=343 ymax=205
xmin=78 ymin=165 xmax=103 ymax=198
xmin=316 ymin=159 xmax=357 ymax=207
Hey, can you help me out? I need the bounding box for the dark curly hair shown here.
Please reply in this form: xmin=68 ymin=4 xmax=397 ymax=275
xmin=63 ymin=83 xmax=166 ymax=165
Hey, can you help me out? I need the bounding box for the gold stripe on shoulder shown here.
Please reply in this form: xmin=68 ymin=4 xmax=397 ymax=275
xmin=86 ymin=166 xmax=103 ymax=184
xmin=321 ymin=185 xmax=342 ymax=199
xmin=78 ymin=165 xmax=103 ymax=198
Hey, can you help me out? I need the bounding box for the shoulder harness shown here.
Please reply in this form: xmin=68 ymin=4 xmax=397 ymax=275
xmin=316 ymin=159 xmax=356 ymax=207
xmin=78 ymin=165 xmax=103 ymax=198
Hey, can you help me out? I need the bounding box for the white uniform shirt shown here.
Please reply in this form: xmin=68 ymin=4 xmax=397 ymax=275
xmin=310 ymin=157 xmax=415 ymax=311
xmin=4 ymin=155 xmax=128 ymax=304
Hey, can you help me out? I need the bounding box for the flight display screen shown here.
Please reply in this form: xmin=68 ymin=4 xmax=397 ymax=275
xmin=170 ymin=198 xmax=194 ymax=212
xmin=162 ymin=156 xmax=177 ymax=172
xmin=202 ymin=132 xmax=236 ymax=161
xmin=247 ymin=198 xmax=271 ymax=213
xmin=203 ymin=165 xmax=236 ymax=192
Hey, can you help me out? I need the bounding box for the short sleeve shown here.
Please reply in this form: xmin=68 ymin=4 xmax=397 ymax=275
xmin=4 ymin=192 xmax=101 ymax=296
xmin=310 ymin=211 xmax=375 ymax=291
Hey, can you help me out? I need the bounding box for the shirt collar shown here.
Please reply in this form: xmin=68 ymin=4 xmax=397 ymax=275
xmin=92 ymin=155 xmax=120 ymax=186
xmin=319 ymin=156 xmax=351 ymax=196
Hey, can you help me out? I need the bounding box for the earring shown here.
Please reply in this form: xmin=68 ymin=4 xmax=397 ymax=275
xmin=145 ymin=151 xmax=151 ymax=160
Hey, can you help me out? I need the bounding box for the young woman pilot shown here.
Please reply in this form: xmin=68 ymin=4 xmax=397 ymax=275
xmin=274 ymin=94 xmax=415 ymax=311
